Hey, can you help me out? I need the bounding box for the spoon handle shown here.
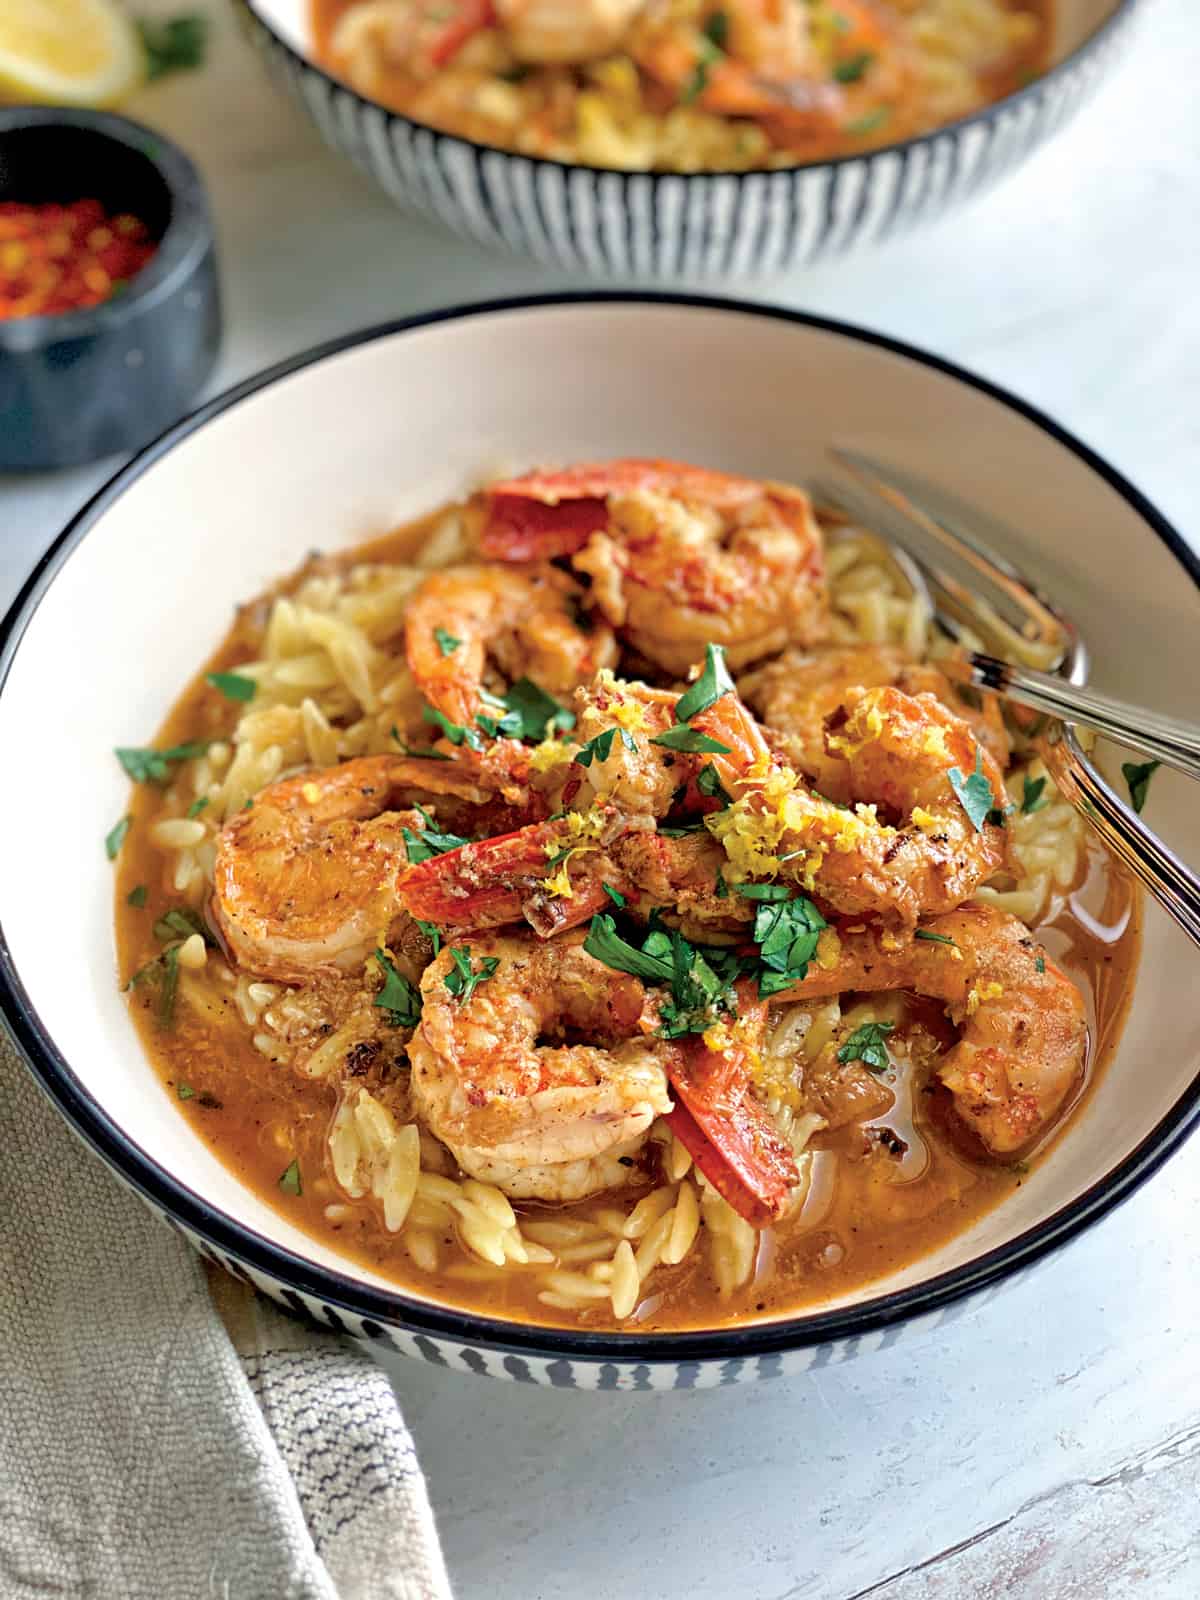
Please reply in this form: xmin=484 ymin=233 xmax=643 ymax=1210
xmin=951 ymin=653 xmax=1200 ymax=783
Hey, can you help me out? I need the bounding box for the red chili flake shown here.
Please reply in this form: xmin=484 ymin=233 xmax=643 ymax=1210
xmin=0 ymin=198 xmax=158 ymax=320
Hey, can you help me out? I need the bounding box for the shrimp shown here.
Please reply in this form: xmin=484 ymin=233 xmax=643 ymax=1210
xmin=480 ymin=459 xmax=827 ymax=675
xmin=696 ymin=684 xmax=1009 ymax=926
xmin=331 ymin=0 xmax=495 ymax=78
xmin=777 ymin=904 xmax=1088 ymax=1156
xmin=409 ymin=931 xmax=673 ymax=1199
xmin=211 ymin=754 xmax=490 ymax=982
xmin=494 ymin=0 xmax=646 ymax=63
xmin=661 ymin=984 xmax=799 ymax=1226
xmin=741 ymin=643 xmax=1011 ymax=800
xmin=404 ymin=560 xmax=617 ymax=730
xmin=396 ymin=805 xmax=643 ymax=936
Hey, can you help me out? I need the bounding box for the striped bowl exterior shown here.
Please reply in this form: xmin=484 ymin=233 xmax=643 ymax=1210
xmin=238 ymin=0 xmax=1134 ymax=277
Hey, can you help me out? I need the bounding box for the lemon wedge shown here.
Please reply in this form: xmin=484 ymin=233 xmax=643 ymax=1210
xmin=0 ymin=0 xmax=146 ymax=107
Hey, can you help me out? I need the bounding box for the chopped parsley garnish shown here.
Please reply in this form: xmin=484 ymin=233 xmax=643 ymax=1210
xmin=422 ymin=705 xmax=485 ymax=752
xmin=703 ymin=8 xmax=728 ymax=49
xmin=837 ymin=1020 xmax=895 ymax=1072
xmin=715 ymin=868 xmax=728 ymax=899
xmin=186 ymin=796 xmax=209 ymax=819
xmin=584 ymin=913 xmax=674 ymax=986
xmin=373 ymin=949 xmax=422 ymax=1028
xmin=1035 ymin=954 xmax=1046 ymax=974
xmin=390 ymin=726 xmax=452 ymax=761
xmin=845 ymin=107 xmax=891 ymax=136
xmin=985 ymin=803 xmax=1015 ymax=827
xmin=176 ymin=1082 xmax=196 ymax=1100
xmin=696 ymin=762 xmax=732 ymax=805
xmin=1122 ymin=759 xmax=1160 ymax=815
xmin=444 ymin=946 xmax=500 ymax=1004
xmin=658 ymin=819 xmax=710 ymax=837
xmin=415 ymin=918 xmax=442 ymax=955
xmin=128 ymin=944 xmax=182 ymax=1027
xmin=434 ymin=626 xmax=462 ymax=656
xmin=153 ymin=906 xmax=213 ymax=946
xmin=105 ymin=815 xmax=131 ymax=860
xmin=575 ymin=727 xmax=638 ymax=767
xmin=733 ymin=882 xmax=792 ymax=902
xmin=650 ymin=726 xmax=731 ymax=756
xmin=682 ymin=30 xmax=724 ymax=103
xmin=126 ymin=884 xmax=148 ymax=908
xmin=748 ymin=892 xmax=826 ymax=997
xmin=205 ymin=670 xmax=257 ymax=703
xmin=502 ymin=677 xmax=575 ymax=741
xmin=603 ymin=883 xmax=627 ymax=908
xmin=115 ymin=741 xmax=210 ymax=783
xmin=278 ymin=1159 xmax=303 ymax=1196
xmin=1021 ymin=774 xmax=1048 ymax=814
xmin=402 ymin=805 xmax=470 ymax=865
xmin=675 ymin=643 xmax=736 ymax=725
xmin=914 ymin=928 xmax=956 ymax=946
xmin=475 ymin=708 xmax=524 ymax=739
xmin=833 ymin=50 xmax=874 ymax=83
xmin=138 ymin=11 xmax=209 ymax=80
xmin=947 ymin=748 xmax=994 ymax=834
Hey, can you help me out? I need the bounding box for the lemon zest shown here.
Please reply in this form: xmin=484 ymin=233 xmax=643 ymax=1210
xmin=529 ymin=738 xmax=574 ymax=773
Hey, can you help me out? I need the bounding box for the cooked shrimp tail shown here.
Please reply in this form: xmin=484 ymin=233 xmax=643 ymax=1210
xmin=664 ymin=988 xmax=798 ymax=1226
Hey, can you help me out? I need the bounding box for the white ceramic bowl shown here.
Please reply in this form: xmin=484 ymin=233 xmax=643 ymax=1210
xmin=237 ymin=0 xmax=1140 ymax=276
xmin=2 ymin=295 xmax=1197 ymax=1389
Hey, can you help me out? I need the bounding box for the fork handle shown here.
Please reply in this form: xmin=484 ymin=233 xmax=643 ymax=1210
xmin=954 ymin=654 xmax=1200 ymax=783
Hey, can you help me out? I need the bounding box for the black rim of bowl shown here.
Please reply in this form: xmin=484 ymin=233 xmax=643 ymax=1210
xmin=2 ymin=292 xmax=1197 ymax=1366
xmin=238 ymin=0 xmax=1143 ymax=185
xmin=0 ymin=107 xmax=212 ymax=352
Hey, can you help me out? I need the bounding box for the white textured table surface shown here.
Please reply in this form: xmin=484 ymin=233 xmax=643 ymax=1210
xmin=4 ymin=2 xmax=1199 ymax=1594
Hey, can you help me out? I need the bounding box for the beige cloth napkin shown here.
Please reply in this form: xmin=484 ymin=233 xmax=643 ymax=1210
xmin=0 ymin=1027 xmax=453 ymax=1600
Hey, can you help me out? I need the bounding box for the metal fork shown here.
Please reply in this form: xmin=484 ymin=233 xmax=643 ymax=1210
xmin=820 ymin=448 xmax=1200 ymax=783
xmin=814 ymin=447 xmax=1200 ymax=952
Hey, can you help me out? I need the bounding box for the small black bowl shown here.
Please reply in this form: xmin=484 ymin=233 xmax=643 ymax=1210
xmin=0 ymin=107 xmax=221 ymax=471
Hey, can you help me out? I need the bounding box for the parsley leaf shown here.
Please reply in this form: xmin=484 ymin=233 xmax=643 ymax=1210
xmin=675 ymin=643 xmax=736 ymax=724
xmin=126 ymin=884 xmax=148 ymax=908
xmin=1021 ymin=774 xmax=1048 ymax=814
xmin=1122 ymin=759 xmax=1160 ymax=815
xmin=157 ymin=945 xmax=181 ymax=1027
xmin=584 ymin=914 xmax=674 ymax=985
xmin=153 ymin=906 xmax=213 ymax=946
xmin=278 ymin=1159 xmax=302 ymax=1196
xmin=206 ymin=670 xmax=257 ymax=703
xmin=603 ymin=883 xmax=627 ymax=908
xmin=444 ymin=946 xmax=500 ymax=1004
xmin=115 ymin=741 xmax=210 ymax=783
xmin=703 ymin=8 xmax=729 ymax=48
xmin=575 ymin=727 xmax=638 ymax=767
xmin=476 ymin=709 xmax=524 ymax=739
xmin=837 ymin=1021 xmax=894 ymax=1072
xmin=137 ymin=12 xmax=209 ymax=80
xmin=833 ymin=50 xmax=874 ymax=83
xmin=187 ymin=796 xmax=209 ymax=819
xmin=845 ymin=106 xmax=891 ymax=136
xmin=176 ymin=1082 xmax=196 ymax=1101
xmin=651 ymin=727 xmax=731 ymax=755
xmin=715 ymin=869 xmax=728 ymax=899
xmin=503 ymin=677 xmax=575 ymax=740
xmin=733 ymin=882 xmax=792 ymax=902
xmin=105 ymin=815 xmax=131 ymax=860
xmin=750 ymin=893 xmax=826 ymax=996
xmin=696 ymin=762 xmax=731 ymax=805
xmin=914 ymin=929 xmax=956 ymax=947
xmin=1035 ymin=954 xmax=1046 ymax=974
xmin=434 ymin=626 xmax=462 ymax=656
xmin=947 ymin=747 xmax=995 ymax=834
xmin=415 ymin=918 xmax=442 ymax=955
xmin=390 ymin=726 xmax=451 ymax=761
xmin=374 ymin=949 xmax=422 ymax=1028
xmin=402 ymin=806 xmax=470 ymax=865
xmin=422 ymin=705 xmax=485 ymax=752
